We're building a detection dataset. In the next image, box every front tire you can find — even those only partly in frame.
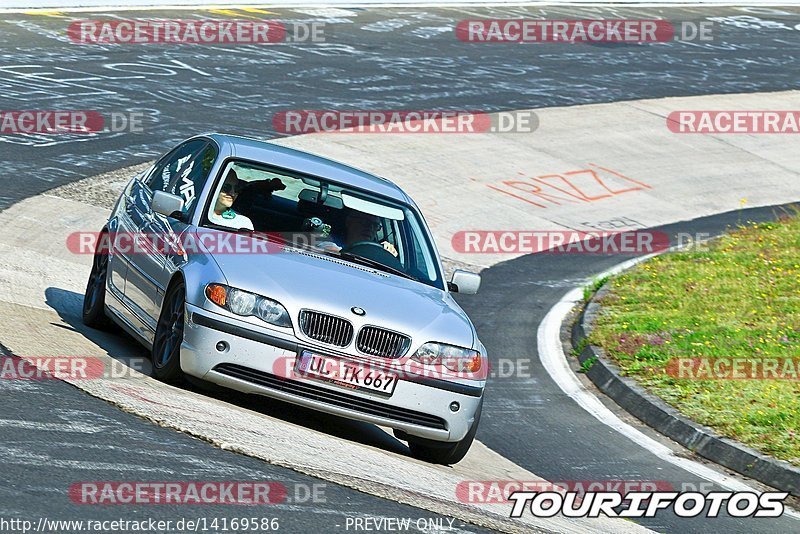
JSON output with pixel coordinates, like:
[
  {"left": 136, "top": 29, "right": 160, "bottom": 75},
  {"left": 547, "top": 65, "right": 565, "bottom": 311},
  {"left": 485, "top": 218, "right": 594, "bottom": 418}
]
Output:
[
  {"left": 408, "top": 398, "right": 483, "bottom": 465},
  {"left": 152, "top": 280, "right": 186, "bottom": 383},
  {"left": 82, "top": 231, "right": 113, "bottom": 329}
]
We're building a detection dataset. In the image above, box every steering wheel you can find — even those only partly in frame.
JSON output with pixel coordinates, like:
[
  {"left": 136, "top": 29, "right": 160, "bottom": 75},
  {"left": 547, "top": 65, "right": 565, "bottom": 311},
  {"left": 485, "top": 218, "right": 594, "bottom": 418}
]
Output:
[{"left": 343, "top": 241, "right": 403, "bottom": 270}]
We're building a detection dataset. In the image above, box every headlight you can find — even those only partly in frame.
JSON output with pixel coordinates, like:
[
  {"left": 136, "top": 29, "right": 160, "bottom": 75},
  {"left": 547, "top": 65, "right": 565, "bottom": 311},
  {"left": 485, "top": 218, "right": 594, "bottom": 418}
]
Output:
[
  {"left": 228, "top": 288, "right": 257, "bottom": 316},
  {"left": 205, "top": 284, "right": 292, "bottom": 328},
  {"left": 257, "top": 298, "right": 288, "bottom": 325},
  {"left": 411, "top": 342, "right": 483, "bottom": 374},
  {"left": 413, "top": 342, "right": 442, "bottom": 365}
]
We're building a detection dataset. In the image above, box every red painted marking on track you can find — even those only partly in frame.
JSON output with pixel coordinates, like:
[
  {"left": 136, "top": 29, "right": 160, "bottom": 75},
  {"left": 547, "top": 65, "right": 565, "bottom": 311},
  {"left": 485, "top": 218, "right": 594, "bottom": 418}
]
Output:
[{"left": 486, "top": 165, "right": 652, "bottom": 209}]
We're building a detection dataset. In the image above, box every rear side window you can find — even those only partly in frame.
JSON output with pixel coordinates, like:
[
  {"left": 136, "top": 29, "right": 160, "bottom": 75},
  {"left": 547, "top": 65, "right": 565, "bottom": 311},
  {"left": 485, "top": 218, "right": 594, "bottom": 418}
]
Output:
[{"left": 146, "top": 140, "right": 218, "bottom": 216}]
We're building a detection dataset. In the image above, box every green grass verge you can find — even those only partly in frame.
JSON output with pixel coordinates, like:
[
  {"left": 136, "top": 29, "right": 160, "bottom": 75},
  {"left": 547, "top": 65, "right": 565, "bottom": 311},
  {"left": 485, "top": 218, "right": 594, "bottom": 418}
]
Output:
[{"left": 588, "top": 215, "right": 800, "bottom": 466}]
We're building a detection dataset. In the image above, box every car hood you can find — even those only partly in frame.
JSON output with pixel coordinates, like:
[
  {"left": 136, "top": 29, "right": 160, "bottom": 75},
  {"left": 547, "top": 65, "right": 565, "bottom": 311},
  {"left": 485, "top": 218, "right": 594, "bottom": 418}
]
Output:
[{"left": 197, "top": 234, "right": 476, "bottom": 349}]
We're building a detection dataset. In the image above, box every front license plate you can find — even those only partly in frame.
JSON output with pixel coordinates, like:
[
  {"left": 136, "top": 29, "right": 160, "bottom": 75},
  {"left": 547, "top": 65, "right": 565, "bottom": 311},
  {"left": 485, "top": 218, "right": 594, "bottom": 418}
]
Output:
[{"left": 297, "top": 351, "right": 398, "bottom": 396}]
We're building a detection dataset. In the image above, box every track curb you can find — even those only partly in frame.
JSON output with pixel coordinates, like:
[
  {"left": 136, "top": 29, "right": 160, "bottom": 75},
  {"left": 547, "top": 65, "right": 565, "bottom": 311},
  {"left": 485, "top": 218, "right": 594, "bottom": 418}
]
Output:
[{"left": 572, "top": 283, "right": 800, "bottom": 498}]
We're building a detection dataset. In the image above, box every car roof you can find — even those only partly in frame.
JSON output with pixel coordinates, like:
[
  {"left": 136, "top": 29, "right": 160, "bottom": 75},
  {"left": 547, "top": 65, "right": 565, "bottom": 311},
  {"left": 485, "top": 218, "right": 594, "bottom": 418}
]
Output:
[{"left": 204, "top": 133, "right": 410, "bottom": 203}]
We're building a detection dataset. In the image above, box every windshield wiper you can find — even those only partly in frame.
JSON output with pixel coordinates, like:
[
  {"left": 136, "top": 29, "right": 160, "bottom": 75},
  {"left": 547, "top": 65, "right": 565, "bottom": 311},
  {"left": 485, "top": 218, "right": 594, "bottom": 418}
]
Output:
[{"left": 332, "top": 250, "right": 418, "bottom": 281}]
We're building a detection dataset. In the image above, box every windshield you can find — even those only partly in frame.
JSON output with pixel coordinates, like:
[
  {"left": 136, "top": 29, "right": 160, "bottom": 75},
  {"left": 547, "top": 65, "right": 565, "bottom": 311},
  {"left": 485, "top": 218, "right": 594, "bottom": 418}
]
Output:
[{"left": 202, "top": 159, "right": 444, "bottom": 289}]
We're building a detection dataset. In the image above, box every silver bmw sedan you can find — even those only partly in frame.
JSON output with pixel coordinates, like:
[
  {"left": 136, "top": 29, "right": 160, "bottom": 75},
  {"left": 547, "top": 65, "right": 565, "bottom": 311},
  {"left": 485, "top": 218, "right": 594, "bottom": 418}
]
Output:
[{"left": 83, "top": 133, "right": 486, "bottom": 464}]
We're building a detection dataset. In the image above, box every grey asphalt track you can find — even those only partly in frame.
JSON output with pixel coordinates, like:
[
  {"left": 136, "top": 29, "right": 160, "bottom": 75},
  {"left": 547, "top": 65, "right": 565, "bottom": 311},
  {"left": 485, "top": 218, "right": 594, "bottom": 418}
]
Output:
[
  {"left": 2, "top": 5, "right": 799, "bottom": 208},
  {"left": 460, "top": 204, "right": 800, "bottom": 533},
  {"left": 1, "top": 5, "right": 800, "bottom": 533}
]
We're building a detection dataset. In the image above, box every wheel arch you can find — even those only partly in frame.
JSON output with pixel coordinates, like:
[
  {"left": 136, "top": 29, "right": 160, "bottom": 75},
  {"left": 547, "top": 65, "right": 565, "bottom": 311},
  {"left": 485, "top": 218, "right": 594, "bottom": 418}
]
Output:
[{"left": 164, "top": 270, "right": 187, "bottom": 299}]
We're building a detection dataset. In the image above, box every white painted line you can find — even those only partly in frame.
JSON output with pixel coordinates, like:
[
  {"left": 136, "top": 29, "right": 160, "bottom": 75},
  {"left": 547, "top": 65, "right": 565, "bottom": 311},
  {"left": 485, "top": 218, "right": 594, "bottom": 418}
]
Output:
[{"left": 537, "top": 256, "right": 800, "bottom": 520}]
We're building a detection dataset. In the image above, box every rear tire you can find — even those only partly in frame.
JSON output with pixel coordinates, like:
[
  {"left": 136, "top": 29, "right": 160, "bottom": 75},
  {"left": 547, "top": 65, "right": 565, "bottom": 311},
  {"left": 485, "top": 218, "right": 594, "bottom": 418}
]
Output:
[
  {"left": 151, "top": 280, "right": 186, "bottom": 383},
  {"left": 82, "top": 231, "right": 113, "bottom": 330},
  {"left": 408, "top": 398, "right": 483, "bottom": 465}
]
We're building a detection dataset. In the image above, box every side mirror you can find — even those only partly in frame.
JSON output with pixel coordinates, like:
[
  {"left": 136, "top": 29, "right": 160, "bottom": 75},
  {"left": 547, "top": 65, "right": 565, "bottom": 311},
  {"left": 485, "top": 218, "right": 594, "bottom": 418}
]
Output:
[
  {"left": 449, "top": 269, "right": 481, "bottom": 295},
  {"left": 151, "top": 190, "right": 185, "bottom": 219}
]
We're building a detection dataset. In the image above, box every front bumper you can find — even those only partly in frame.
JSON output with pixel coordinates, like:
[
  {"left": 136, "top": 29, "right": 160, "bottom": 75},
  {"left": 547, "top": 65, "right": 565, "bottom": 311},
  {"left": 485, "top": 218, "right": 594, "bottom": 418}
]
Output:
[{"left": 181, "top": 304, "right": 484, "bottom": 442}]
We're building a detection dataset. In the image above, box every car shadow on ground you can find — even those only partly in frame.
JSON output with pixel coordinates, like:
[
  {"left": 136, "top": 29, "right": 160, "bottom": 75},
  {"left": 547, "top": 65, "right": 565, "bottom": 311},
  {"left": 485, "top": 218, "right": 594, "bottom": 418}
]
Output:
[{"left": 45, "top": 286, "right": 412, "bottom": 457}]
